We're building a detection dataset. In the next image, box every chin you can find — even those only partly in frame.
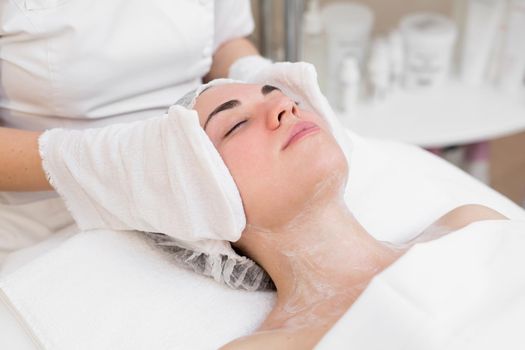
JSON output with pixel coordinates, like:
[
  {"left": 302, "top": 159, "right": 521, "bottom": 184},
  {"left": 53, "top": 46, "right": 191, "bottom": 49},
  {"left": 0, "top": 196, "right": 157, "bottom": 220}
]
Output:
[{"left": 288, "top": 135, "right": 348, "bottom": 201}]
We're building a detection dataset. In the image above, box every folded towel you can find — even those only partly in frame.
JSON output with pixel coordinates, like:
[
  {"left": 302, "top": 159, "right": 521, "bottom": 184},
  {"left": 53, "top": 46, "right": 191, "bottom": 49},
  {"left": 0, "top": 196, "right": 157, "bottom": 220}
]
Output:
[
  {"left": 0, "top": 229, "right": 275, "bottom": 350},
  {"left": 38, "top": 105, "right": 245, "bottom": 243}
]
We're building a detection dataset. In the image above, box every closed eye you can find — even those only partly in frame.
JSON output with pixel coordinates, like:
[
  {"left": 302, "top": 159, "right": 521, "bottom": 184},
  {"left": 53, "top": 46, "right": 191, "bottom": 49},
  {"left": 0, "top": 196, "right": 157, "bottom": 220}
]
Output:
[{"left": 224, "top": 120, "right": 247, "bottom": 138}]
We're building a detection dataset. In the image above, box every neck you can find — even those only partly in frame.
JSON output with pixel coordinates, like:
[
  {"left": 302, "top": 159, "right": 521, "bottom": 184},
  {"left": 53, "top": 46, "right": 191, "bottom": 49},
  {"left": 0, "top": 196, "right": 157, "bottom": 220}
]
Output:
[{"left": 246, "top": 198, "right": 404, "bottom": 329}]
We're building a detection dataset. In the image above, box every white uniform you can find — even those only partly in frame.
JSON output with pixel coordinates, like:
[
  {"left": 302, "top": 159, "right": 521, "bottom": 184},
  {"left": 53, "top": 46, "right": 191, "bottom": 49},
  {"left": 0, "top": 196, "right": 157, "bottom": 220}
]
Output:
[{"left": 0, "top": 0, "right": 254, "bottom": 263}]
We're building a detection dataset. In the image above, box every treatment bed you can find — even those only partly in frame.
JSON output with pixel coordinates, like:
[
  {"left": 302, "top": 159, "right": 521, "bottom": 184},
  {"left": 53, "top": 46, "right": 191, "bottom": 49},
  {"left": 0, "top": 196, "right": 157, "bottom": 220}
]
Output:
[{"left": 1, "top": 129, "right": 525, "bottom": 349}]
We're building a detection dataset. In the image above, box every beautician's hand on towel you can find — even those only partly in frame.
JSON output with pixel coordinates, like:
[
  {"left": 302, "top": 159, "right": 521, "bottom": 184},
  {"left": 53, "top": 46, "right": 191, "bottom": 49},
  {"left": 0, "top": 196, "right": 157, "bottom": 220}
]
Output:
[{"left": 36, "top": 105, "right": 245, "bottom": 242}]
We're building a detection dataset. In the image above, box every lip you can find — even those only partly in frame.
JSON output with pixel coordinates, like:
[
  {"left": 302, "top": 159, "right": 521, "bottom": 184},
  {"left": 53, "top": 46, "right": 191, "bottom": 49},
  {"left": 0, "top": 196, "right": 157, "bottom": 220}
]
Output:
[{"left": 282, "top": 121, "right": 321, "bottom": 150}]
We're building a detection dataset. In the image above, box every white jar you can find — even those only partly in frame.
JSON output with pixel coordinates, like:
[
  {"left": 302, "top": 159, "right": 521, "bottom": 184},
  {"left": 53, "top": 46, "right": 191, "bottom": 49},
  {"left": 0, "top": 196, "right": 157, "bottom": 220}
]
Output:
[{"left": 399, "top": 12, "right": 457, "bottom": 89}]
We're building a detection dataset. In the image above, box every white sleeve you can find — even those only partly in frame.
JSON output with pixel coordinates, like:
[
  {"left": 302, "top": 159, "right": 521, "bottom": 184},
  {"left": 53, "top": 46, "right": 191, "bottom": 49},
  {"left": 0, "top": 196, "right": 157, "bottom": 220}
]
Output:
[{"left": 213, "top": 0, "right": 255, "bottom": 51}]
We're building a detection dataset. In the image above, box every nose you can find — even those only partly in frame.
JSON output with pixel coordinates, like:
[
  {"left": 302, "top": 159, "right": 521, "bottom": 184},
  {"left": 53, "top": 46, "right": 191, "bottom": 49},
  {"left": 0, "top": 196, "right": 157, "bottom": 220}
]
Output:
[{"left": 265, "top": 95, "right": 298, "bottom": 130}]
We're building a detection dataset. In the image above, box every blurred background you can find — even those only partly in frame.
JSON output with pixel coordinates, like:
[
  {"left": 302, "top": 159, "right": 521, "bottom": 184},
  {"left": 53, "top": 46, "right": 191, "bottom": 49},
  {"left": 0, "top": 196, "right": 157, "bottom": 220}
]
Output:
[{"left": 249, "top": 0, "right": 525, "bottom": 207}]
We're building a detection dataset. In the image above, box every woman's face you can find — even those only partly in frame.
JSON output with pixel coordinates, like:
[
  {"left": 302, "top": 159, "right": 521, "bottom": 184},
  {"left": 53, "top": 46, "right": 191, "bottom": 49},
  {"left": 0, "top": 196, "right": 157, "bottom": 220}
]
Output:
[{"left": 194, "top": 83, "right": 348, "bottom": 230}]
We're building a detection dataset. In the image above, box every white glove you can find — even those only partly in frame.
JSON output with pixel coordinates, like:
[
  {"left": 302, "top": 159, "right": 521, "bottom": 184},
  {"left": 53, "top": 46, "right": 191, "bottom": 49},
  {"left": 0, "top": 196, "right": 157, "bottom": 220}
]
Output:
[{"left": 38, "top": 105, "right": 245, "bottom": 242}]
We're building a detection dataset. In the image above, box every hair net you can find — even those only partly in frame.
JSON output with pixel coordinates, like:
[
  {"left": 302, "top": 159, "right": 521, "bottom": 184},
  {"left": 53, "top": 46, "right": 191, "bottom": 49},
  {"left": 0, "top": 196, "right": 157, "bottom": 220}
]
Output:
[
  {"left": 174, "top": 78, "right": 243, "bottom": 109},
  {"left": 144, "top": 232, "right": 275, "bottom": 291}
]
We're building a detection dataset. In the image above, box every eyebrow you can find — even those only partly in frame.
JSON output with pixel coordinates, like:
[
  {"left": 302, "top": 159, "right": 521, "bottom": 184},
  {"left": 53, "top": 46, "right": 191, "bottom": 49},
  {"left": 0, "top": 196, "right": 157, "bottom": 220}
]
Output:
[
  {"left": 203, "top": 85, "right": 281, "bottom": 130},
  {"left": 261, "top": 84, "right": 280, "bottom": 96}
]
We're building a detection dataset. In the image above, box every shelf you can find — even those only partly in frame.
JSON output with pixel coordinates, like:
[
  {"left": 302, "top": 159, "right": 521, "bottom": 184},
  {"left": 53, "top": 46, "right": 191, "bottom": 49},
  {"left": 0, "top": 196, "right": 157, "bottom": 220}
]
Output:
[{"left": 338, "top": 79, "right": 525, "bottom": 148}]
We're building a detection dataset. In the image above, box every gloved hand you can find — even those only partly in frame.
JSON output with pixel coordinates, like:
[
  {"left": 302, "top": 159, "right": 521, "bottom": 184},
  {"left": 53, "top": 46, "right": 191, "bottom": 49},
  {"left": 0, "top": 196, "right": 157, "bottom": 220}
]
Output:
[{"left": 38, "top": 105, "right": 245, "bottom": 242}]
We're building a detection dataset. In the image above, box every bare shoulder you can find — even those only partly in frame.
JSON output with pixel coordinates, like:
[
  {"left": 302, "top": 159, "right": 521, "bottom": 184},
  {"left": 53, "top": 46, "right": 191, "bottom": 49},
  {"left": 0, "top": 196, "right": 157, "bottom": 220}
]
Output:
[
  {"left": 438, "top": 204, "right": 508, "bottom": 228},
  {"left": 219, "top": 331, "right": 290, "bottom": 350},
  {"left": 414, "top": 204, "right": 508, "bottom": 243},
  {"left": 220, "top": 328, "right": 323, "bottom": 350}
]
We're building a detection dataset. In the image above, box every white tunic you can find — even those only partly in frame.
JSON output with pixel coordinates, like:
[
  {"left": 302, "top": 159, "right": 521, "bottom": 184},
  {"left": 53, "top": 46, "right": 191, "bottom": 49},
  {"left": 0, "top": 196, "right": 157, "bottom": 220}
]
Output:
[
  {"left": 0, "top": 0, "right": 254, "bottom": 261},
  {"left": 0, "top": 0, "right": 253, "bottom": 130}
]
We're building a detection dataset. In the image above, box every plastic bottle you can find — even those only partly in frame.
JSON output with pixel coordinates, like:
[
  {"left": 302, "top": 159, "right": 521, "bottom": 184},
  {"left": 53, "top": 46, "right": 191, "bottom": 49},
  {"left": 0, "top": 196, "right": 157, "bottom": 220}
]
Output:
[
  {"left": 387, "top": 30, "right": 404, "bottom": 91},
  {"left": 489, "top": 0, "right": 525, "bottom": 95},
  {"left": 459, "top": 0, "right": 506, "bottom": 86},
  {"left": 340, "top": 56, "right": 361, "bottom": 117},
  {"left": 368, "top": 38, "right": 391, "bottom": 101},
  {"left": 301, "top": 0, "right": 327, "bottom": 92},
  {"left": 399, "top": 12, "right": 457, "bottom": 89}
]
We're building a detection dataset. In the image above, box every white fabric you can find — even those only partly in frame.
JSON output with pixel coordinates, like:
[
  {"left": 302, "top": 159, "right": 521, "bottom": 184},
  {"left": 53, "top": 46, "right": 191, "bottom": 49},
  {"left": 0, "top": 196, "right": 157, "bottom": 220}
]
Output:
[
  {"left": 0, "top": 298, "right": 39, "bottom": 350},
  {"left": 0, "top": 229, "right": 275, "bottom": 350},
  {"left": 316, "top": 219, "right": 525, "bottom": 350},
  {"left": 0, "top": 0, "right": 253, "bottom": 129},
  {"left": 2, "top": 130, "right": 525, "bottom": 349},
  {"left": 228, "top": 54, "right": 273, "bottom": 81},
  {"left": 0, "top": 0, "right": 254, "bottom": 207},
  {"left": 345, "top": 133, "right": 525, "bottom": 243},
  {"left": 0, "top": 0, "right": 254, "bottom": 259},
  {"left": 174, "top": 78, "right": 243, "bottom": 109},
  {"left": 0, "top": 197, "right": 76, "bottom": 266},
  {"left": 38, "top": 105, "right": 245, "bottom": 245}
]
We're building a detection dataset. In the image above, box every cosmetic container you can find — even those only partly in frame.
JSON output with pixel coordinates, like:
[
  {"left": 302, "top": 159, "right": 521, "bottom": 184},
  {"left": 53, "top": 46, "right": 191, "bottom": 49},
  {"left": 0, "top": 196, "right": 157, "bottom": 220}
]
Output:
[
  {"left": 340, "top": 56, "right": 361, "bottom": 117},
  {"left": 368, "top": 37, "right": 391, "bottom": 101},
  {"left": 459, "top": 0, "right": 506, "bottom": 86},
  {"left": 387, "top": 30, "right": 404, "bottom": 91},
  {"left": 490, "top": 0, "right": 525, "bottom": 94},
  {"left": 399, "top": 12, "right": 457, "bottom": 89}
]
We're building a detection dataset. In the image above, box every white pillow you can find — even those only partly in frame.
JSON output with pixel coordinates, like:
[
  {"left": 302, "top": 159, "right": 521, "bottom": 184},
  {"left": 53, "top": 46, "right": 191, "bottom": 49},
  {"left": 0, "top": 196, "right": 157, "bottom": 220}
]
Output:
[{"left": 0, "top": 229, "right": 275, "bottom": 350}]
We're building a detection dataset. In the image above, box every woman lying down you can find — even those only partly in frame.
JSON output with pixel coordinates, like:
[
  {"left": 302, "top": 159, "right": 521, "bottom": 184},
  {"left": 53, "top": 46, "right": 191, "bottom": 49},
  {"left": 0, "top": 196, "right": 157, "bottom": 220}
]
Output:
[{"left": 149, "top": 80, "right": 508, "bottom": 349}]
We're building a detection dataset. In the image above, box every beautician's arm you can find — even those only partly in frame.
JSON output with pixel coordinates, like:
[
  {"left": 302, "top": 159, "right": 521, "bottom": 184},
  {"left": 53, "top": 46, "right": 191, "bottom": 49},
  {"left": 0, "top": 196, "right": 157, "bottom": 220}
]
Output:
[
  {"left": 0, "top": 127, "right": 53, "bottom": 191},
  {"left": 0, "top": 37, "right": 259, "bottom": 191},
  {"left": 204, "top": 37, "right": 259, "bottom": 82}
]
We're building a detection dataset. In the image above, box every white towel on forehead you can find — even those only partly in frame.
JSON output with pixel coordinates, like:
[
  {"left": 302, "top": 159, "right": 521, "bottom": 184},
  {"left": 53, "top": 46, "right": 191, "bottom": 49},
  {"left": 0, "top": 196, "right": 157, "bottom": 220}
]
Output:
[{"left": 38, "top": 104, "right": 245, "bottom": 248}]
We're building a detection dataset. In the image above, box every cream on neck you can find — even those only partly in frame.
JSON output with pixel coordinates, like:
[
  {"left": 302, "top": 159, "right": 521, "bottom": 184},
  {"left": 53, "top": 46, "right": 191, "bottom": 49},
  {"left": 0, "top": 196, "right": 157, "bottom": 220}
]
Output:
[{"left": 242, "top": 196, "right": 405, "bottom": 330}]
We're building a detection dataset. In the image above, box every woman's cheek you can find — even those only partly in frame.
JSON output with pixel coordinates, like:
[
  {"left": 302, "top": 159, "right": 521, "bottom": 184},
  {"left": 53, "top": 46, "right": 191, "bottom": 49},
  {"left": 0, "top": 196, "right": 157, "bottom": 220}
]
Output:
[{"left": 223, "top": 139, "right": 259, "bottom": 174}]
